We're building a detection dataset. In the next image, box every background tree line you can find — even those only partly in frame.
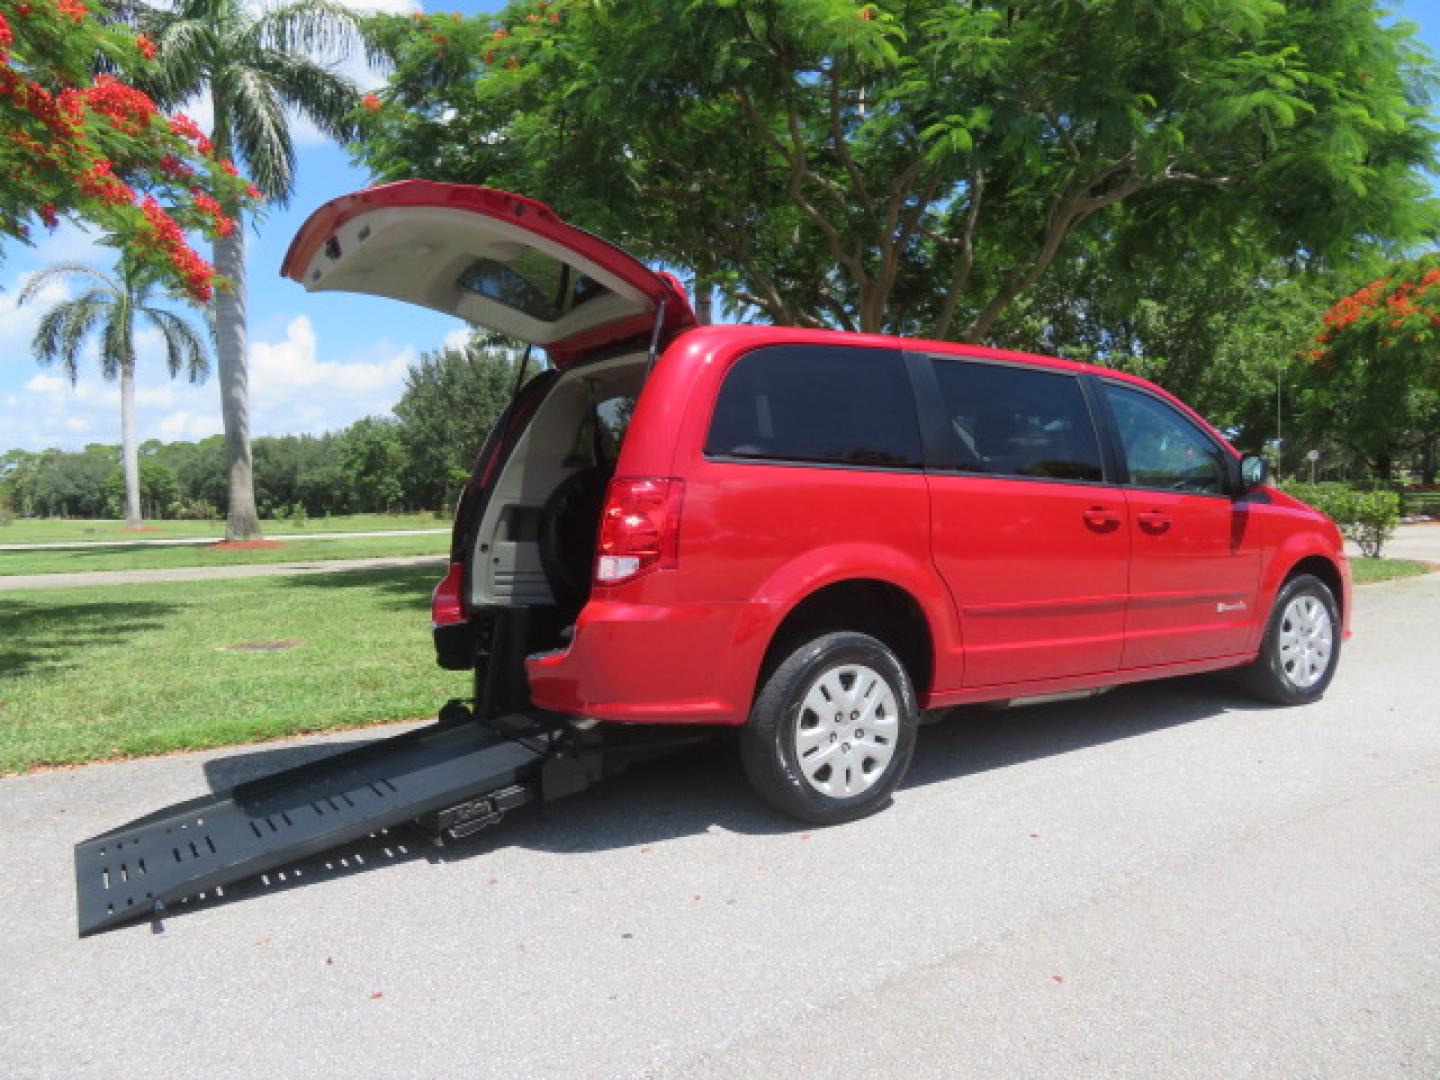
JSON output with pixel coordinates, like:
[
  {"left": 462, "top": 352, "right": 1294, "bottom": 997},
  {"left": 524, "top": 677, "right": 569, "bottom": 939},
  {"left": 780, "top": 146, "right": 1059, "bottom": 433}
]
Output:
[{"left": 0, "top": 341, "right": 520, "bottom": 522}]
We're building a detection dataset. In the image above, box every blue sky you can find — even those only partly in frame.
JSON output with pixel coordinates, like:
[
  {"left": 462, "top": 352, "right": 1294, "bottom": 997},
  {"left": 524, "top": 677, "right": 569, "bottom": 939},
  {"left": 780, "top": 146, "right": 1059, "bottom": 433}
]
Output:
[{"left": 1, "top": 0, "right": 1437, "bottom": 452}]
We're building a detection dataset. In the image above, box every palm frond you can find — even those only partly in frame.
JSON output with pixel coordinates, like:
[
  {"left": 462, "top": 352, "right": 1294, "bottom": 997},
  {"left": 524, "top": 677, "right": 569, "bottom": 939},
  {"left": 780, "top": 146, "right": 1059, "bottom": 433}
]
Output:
[
  {"left": 251, "top": 0, "right": 363, "bottom": 65},
  {"left": 214, "top": 64, "right": 295, "bottom": 201},
  {"left": 135, "top": 11, "right": 213, "bottom": 109},
  {"left": 259, "top": 49, "right": 359, "bottom": 144},
  {"left": 100, "top": 302, "right": 135, "bottom": 382},
  {"left": 143, "top": 307, "right": 211, "bottom": 384},
  {"left": 32, "top": 298, "right": 108, "bottom": 384},
  {"left": 17, "top": 263, "right": 118, "bottom": 306}
]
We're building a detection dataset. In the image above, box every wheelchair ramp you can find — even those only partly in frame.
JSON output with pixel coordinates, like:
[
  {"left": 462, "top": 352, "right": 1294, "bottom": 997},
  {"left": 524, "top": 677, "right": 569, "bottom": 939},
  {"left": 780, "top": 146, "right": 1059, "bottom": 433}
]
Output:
[{"left": 74, "top": 719, "right": 550, "bottom": 936}]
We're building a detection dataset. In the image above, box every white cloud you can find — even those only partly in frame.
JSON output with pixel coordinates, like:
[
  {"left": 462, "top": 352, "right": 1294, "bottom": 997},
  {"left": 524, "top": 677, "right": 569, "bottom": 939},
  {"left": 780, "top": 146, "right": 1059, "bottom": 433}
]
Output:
[
  {"left": 248, "top": 314, "right": 413, "bottom": 428},
  {"left": 25, "top": 374, "right": 67, "bottom": 395},
  {"left": 157, "top": 410, "right": 224, "bottom": 440},
  {"left": 136, "top": 386, "right": 178, "bottom": 408},
  {"left": 0, "top": 277, "right": 68, "bottom": 366},
  {"left": 4, "top": 311, "right": 416, "bottom": 452},
  {"left": 442, "top": 326, "right": 472, "bottom": 352}
]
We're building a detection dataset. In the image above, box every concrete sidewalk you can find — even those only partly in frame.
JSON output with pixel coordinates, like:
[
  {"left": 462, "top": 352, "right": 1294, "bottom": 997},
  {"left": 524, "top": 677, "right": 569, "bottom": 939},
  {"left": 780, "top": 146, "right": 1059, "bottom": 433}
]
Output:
[
  {"left": 0, "top": 554, "right": 447, "bottom": 591},
  {"left": 0, "top": 527, "right": 448, "bottom": 552}
]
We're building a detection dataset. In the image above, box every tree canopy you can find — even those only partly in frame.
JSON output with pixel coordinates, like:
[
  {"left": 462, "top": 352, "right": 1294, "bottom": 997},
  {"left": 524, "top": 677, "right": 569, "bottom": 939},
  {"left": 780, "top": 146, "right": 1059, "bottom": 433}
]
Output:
[
  {"left": 355, "top": 0, "right": 1439, "bottom": 340},
  {"left": 1298, "top": 255, "right": 1440, "bottom": 479},
  {"left": 1, "top": 0, "right": 257, "bottom": 298},
  {"left": 391, "top": 339, "right": 523, "bottom": 509}
]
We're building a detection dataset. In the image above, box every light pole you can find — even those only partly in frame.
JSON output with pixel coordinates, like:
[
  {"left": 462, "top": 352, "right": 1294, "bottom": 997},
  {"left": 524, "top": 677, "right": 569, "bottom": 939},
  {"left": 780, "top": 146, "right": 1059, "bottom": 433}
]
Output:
[{"left": 1275, "top": 366, "right": 1283, "bottom": 479}]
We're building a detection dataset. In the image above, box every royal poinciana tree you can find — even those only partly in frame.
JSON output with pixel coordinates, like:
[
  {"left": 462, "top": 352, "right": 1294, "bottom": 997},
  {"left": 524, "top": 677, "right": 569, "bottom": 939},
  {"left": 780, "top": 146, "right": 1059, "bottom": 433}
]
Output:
[
  {"left": 1303, "top": 256, "right": 1440, "bottom": 481},
  {"left": 19, "top": 260, "right": 209, "bottom": 528},
  {"left": 138, "top": 0, "right": 363, "bottom": 540},
  {"left": 355, "top": 0, "right": 1438, "bottom": 342},
  {"left": 1, "top": 0, "right": 255, "bottom": 298}
]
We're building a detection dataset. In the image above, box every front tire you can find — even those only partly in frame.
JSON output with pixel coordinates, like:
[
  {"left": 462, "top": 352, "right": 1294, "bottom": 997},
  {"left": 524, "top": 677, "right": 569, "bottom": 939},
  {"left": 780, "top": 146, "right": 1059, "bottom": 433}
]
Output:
[
  {"left": 741, "top": 632, "right": 919, "bottom": 825},
  {"left": 1242, "top": 573, "right": 1341, "bottom": 705}
]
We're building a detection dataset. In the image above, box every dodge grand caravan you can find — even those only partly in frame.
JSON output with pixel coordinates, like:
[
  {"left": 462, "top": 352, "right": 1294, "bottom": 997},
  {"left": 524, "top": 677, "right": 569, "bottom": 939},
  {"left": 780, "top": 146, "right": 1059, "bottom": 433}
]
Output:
[{"left": 283, "top": 181, "right": 1350, "bottom": 825}]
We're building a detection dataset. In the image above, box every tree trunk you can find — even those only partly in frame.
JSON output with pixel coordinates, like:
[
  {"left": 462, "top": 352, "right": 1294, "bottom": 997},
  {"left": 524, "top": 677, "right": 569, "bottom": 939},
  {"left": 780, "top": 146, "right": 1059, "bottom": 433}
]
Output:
[
  {"left": 213, "top": 219, "right": 262, "bottom": 540},
  {"left": 694, "top": 274, "right": 713, "bottom": 325},
  {"left": 119, "top": 355, "right": 142, "bottom": 529}
]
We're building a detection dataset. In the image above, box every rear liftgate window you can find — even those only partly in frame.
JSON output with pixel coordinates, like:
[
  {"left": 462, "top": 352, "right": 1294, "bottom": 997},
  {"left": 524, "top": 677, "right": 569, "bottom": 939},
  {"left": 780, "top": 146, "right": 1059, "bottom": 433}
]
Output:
[
  {"left": 931, "top": 360, "right": 1103, "bottom": 482},
  {"left": 458, "top": 251, "right": 607, "bottom": 323},
  {"left": 706, "top": 345, "right": 922, "bottom": 468}
]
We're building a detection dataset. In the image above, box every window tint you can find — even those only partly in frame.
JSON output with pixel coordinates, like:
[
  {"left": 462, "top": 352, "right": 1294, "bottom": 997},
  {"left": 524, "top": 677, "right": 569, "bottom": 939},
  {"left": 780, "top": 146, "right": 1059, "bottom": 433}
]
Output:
[
  {"left": 566, "top": 393, "right": 635, "bottom": 467},
  {"left": 931, "top": 360, "right": 1103, "bottom": 482},
  {"left": 706, "top": 345, "right": 921, "bottom": 468},
  {"left": 1104, "top": 383, "right": 1229, "bottom": 494},
  {"left": 458, "top": 252, "right": 605, "bottom": 322}
]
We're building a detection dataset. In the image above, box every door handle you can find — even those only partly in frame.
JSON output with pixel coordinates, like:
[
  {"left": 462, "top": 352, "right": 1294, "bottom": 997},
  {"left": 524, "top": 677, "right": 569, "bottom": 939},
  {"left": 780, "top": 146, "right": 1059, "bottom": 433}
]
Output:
[
  {"left": 1083, "top": 506, "right": 1121, "bottom": 529},
  {"left": 1137, "top": 510, "right": 1172, "bottom": 532}
]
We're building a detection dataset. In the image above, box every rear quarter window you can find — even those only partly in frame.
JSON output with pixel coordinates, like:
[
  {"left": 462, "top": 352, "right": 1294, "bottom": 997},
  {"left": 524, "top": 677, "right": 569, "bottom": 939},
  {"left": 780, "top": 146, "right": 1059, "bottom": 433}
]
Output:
[{"left": 706, "top": 344, "right": 921, "bottom": 468}]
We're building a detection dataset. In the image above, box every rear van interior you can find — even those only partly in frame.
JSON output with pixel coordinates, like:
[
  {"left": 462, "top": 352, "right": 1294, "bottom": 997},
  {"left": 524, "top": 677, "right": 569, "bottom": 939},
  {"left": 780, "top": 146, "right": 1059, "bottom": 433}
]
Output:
[{"left": 467, "top": 352, "right": 647, "bottom": 638}]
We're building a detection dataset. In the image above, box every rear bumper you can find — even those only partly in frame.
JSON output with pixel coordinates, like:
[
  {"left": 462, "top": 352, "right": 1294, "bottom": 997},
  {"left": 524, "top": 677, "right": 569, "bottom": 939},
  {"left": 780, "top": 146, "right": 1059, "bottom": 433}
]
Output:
[
  {"left": 525, "top": 598, "right": 777, "bottom": 725},
  {"left": 433, "top": 620, "right": 474, "bottom": 670}
]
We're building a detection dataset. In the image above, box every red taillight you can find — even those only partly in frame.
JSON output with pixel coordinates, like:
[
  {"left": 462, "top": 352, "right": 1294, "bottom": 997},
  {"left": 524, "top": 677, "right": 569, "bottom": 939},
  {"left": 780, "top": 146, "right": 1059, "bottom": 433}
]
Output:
[
  {"left": 431, "top": 561, "right": 466, "bottom": 626},
  {"left": 595, "top": 477, "right": 685, "bottom": 585}
]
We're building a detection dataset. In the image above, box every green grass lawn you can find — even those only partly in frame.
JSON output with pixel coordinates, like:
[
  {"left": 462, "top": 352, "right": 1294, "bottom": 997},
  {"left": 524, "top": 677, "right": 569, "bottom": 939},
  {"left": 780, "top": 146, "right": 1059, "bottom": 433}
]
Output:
[
  {"left": 0, "top": 532, "right": 449, "bottom": 576},
  {"left": 0, "top": 512, "right": 448, "bottom": 545},
  {"left": 0, "top": 567, "right": 470, "bottom": 774},
  {"left": 1350, "top": 557, "right": 1433, "bottom": 584}
]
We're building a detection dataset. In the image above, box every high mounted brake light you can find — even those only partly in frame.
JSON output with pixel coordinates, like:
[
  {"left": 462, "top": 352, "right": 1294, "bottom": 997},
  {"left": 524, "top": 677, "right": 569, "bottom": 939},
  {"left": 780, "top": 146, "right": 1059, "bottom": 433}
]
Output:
[{"left": 595, "top": 477, "right": 685, "bottom": 585}]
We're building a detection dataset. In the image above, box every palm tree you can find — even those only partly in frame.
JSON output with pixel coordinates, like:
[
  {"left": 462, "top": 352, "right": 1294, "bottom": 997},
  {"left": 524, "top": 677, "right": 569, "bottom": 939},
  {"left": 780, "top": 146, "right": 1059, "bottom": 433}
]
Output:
[
  {"left": 19, "top": 261, "right": 209, "bottom": 528},
  {"left": 140, "top": 0, "right": 362, "bottom": 539}
]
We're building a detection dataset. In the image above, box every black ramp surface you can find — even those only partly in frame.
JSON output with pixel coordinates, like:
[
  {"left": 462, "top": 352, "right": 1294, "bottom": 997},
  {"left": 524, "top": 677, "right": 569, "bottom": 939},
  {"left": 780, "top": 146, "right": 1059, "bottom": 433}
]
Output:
[{"left": 74, "top": 721, "right": 547, "bottom": 936}]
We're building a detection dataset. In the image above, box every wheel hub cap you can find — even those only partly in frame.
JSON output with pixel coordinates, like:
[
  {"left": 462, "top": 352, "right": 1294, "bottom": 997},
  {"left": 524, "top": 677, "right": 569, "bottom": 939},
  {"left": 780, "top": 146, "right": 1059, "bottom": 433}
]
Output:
[
  {"left": 1277, "top": 595, "right": 1333, "bottom": 690},
  {"left": 793, "top": 663, "right": 898, "bottom": 798}
]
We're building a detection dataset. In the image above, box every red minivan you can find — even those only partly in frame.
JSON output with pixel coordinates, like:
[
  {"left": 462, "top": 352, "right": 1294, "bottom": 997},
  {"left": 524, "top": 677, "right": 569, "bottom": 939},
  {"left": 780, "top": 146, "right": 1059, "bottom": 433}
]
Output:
[{"left": 285, "top": 181, "right": 1351, "bottom": 824}]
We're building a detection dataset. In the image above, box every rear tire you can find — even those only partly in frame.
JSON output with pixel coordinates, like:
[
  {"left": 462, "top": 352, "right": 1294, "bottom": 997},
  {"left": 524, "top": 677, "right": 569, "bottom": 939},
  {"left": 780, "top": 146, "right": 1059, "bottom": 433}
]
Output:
[
  {"left": 741, "top": 632, "right": 919, "bottom": 825},
  {"left": 1242, "top": 573, "right": 1341, "bottom": 705}
]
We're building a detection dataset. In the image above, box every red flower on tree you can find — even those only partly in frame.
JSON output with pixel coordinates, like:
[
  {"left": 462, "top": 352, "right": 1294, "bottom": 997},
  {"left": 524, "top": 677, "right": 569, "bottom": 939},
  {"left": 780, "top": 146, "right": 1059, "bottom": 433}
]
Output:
[
  {"left": 1311, "top": 258, "right": 1440, "bottom": 384},
  {"left": 362, "top": 93, "right": 382, "bottom": 112},
  {"left": 2, "top": 0, "right": 259, "bottom": 298}
]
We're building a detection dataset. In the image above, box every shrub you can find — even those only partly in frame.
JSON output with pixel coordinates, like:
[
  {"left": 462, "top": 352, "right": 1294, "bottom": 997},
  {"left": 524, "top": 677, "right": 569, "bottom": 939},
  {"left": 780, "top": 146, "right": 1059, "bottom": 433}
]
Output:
[
  {"left": 166, "top": 497, "right": 219, "bottom": 520},
  {"left": 0, "top": 506, "right": 14, "bottom": 528},
  {"left": 1285, "top": 482, "right": 1400, "bottom": 558}
]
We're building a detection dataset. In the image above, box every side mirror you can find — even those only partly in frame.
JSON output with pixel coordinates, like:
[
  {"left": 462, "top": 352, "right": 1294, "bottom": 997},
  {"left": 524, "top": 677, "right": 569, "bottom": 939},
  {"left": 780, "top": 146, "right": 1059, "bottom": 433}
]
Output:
[{"left": 1238, "top": 453, "right": 1269, "bottom": 494}]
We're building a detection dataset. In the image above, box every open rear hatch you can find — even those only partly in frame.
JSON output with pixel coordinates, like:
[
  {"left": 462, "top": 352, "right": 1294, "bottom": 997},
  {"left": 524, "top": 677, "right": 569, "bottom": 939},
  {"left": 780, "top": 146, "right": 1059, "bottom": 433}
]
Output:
[{"left": 281, "top": 180, "right": 693, "bottom": 362}]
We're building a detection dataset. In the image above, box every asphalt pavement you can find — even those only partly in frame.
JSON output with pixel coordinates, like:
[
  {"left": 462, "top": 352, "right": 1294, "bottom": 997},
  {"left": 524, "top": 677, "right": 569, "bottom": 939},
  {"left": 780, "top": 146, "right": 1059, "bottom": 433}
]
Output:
[{"left": 1, "top": 572, "right": 1437, "bottom": 1078}]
